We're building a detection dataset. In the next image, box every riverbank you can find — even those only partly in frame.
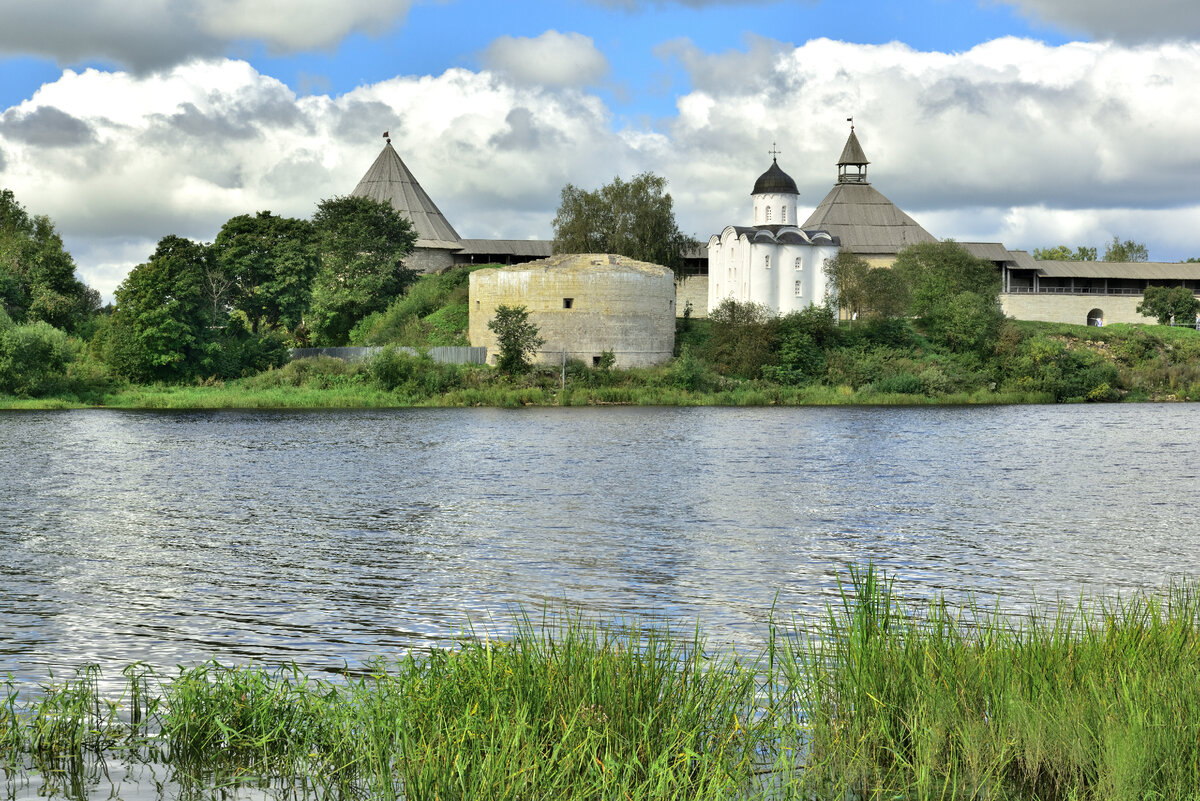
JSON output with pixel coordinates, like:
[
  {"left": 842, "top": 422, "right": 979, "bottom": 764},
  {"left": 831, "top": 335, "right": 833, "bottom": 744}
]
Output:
[
  {"left": 2, "top": 317, "right": 1198, "bottom": 410},
  {"left": 5, "top": 571, "right": 1199, "bottom": 800}
]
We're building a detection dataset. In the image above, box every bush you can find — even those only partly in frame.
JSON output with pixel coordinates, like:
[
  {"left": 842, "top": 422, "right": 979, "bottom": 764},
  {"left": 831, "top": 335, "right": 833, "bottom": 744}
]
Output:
[{"left": 0, "top": 320, "right": 74, "bottom": 397}]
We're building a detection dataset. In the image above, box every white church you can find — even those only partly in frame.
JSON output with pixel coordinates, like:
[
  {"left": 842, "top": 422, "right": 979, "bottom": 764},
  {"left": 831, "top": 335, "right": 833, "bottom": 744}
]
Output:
[{"left": 706, "top": 150, "right": 840, "bottom": 315}]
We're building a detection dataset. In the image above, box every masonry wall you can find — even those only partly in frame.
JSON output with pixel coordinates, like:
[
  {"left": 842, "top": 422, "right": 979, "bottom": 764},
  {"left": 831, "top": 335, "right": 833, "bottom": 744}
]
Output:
[
  {"left": 1000, "top": 293, "right": 1154, "bottom": 325},
  {"left": 469, "top": 255, "right": 676, "bottom": 368},
  {"left": 406, "top": 247, "right": 458, "bottom": 274},
  {"left": 675, "top": 275, "right": 709, "bottom": 318}
]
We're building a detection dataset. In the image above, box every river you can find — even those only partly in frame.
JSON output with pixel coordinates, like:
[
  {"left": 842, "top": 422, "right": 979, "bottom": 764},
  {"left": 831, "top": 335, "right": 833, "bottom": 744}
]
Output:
[{"left": 2, "top": 404, "right": 1197, "bottom": 689}]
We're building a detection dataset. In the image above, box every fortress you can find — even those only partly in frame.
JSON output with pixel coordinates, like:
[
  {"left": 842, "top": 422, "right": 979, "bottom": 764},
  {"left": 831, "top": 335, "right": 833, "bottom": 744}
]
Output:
[{"left": 352, "top": 127, "right": 1200, "bottom": 328}]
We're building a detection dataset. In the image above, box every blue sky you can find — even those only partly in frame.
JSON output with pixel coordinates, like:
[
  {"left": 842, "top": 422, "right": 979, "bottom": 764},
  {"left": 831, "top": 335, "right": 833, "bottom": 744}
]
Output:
[{"left": 1, "top": 0, "right": 1198, "bottom": 298}]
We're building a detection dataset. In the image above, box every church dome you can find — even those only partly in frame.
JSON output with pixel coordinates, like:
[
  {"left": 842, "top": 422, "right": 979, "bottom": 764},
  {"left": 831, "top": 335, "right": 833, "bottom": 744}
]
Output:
[{"left": 751, "top": 158, "right": 799, "bottom": 196}]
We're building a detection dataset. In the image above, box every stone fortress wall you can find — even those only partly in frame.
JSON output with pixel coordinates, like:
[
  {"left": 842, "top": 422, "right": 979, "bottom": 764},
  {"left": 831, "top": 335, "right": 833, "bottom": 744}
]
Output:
[
  {"left": 1000, "top": 293, "right": 1154, "bottom": 326},
  {"left": 469, "top": 254, "right": 677, "bottom": 368}
]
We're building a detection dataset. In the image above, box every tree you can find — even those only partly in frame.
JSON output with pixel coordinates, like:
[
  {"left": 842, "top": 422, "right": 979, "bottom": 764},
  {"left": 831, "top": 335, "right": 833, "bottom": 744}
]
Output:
[
  {"left": 102, "top": 235, "right": 214, "bottom": 383},
  {"left": 1137, "top": 285, "right": 1200, "bottom": 325},
  {"left": 308, "top": 195, "right": 418, "bottom": 345},
  {"left": 892, "top": 240, "right": 1004, "bottom": 354},
  {"left": 488, "top": 304, "right": 544, "bottom": 373},
  {"left": 0, "top": 314, "right": 73, "bottom": 397},
  {"left": 703, "top": 298, "right": 777, "bottom": 378},
  {"left": 213, "top": 211, "right": 319, "bottom": 334},
  {"left": 0, "top": 188, "right": 99, "bottom": 333},
  {"left": 552, "top": 172, "right": 698, "bottom": 275},
  {"left": 1033, "top": 244, "right": 1097, "bottom": 261},
  {"left": 1104, "top": 236, "right": 1149, "bottom": 263},
  {"left": 823, "top": 250, "right": 870, "bottom": 320}
]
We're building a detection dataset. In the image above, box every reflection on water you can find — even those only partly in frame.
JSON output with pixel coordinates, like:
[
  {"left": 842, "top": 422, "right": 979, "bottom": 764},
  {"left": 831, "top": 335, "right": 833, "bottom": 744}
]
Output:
[{"left": 2, "top": 404, "right": 1198, "bottom": 692}]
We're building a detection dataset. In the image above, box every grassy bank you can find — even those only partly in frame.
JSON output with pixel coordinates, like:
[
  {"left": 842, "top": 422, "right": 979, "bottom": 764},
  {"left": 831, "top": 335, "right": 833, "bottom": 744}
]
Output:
[
  {"left": 5, "top": 571, "right": 1200, "bottom": 800},
  {"left": 4, "top": 314, "right": 1200, "bottom": 410}
]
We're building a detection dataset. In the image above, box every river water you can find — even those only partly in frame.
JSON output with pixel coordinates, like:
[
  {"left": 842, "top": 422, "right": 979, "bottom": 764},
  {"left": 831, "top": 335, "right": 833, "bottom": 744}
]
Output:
[{"left": 2, "top": 404, "right": 1198, "bottom": 689}]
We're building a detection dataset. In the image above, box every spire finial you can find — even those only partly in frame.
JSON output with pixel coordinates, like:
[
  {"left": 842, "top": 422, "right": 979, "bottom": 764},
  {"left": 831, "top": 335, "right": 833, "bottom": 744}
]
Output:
[
  {"left": 383, "top": 130, "right": 391, "bottom": 144},
  {"left": 768, "top": 141, "right": 781, "bottom": 162},
  {"left": 846, "top": 116, "right": 854, "bottom": 132}
]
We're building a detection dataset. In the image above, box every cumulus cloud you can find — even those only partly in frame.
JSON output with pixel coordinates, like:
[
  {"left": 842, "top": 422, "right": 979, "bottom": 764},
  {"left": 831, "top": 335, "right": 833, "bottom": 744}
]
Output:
[
  {"left": 993, "top": 0, "right": 1200, "bottom": 43},
  {"left": 660, "top": 36, "right": 1200, "bottom": 257},
  {"left": 482, "top": 30, "right": 610, "bottom": 87},
  {"left": 3, "top": 35, "right": 1200, "bottom": 301},
  {"left": 0, "top": 0, "right": 416, "bottom": 71}
]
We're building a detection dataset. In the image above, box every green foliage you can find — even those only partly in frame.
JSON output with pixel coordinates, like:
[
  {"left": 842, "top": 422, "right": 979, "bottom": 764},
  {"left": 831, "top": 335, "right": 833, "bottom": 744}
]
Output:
[
  {"left": 703, "top": 298, "right": 776, "bottom": 379},
  {"left": 1034, "top": 244, "right": 1098, "bottom": 261},
  {"left": 0, "top": 319, "right": 73, "bottom": 397},
  {"left": 308, "top": 195, "right": 418, "bottom": 345},
  {"left": 0, "top": 188, "right": 99, "bottom": 333},
  {"left": 552, "top": 172, "right": 698, "bottom": 275},
  {"left": 1136, "top": 285, "right": 1200, "bottom": 325},
  {"left": 488, "top": 304, "right": 545, "bottom": 373},
  {"left": 1104, "top": 235, "right": 1149, "bottom": 262},
  {"left": 212, "top": 211, "right": 319, "bottom": 334},
  {"left": 103, "top": 235, "right": 214, "bottom": 383},
  {"left": 824, "top": 249, "right": 871, "bottom": 319},
  {"left": 892, "top": 240, "right": 1004, "bottom": 354}
]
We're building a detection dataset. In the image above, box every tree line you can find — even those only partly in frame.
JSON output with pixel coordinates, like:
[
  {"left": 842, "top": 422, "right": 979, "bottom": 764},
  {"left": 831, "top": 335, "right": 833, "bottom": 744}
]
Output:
[{"left": 1, "top": 188, "right": 419, "bottom": 392}]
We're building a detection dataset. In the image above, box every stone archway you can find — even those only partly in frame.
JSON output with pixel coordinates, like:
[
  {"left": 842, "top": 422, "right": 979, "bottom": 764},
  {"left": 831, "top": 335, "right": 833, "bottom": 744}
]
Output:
[{"left": 1087, "top": 308, "right": 1104, "bottom": 326}]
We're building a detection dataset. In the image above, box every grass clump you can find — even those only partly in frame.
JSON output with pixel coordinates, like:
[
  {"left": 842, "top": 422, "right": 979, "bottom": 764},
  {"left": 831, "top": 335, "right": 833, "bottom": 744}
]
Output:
[{"left": 790, "top": 565, "right": 1200, "bottom": 801}]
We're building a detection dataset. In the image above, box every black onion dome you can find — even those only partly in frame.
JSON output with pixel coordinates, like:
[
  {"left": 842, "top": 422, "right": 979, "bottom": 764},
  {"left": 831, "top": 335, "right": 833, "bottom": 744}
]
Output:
[{"left": 751, "top": 158, "right": 799, "bottom": 195}]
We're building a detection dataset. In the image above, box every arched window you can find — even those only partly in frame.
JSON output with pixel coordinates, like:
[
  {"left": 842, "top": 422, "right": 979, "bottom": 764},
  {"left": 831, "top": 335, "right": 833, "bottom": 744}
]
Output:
[
  {"left": 794, "top": 280, "right": 802, "bottom": 297},
  {"left": 794, "top": 257, "right": 802, "bottom": 271},
  {"left": 764, "top": 254, "right": 771, "bottom": 270},
  {"left": 781, "top": 206, "right": 788, "bottom": 222},
  {"left": 765, "top": 206, "right": 772, "bottom": 222}
]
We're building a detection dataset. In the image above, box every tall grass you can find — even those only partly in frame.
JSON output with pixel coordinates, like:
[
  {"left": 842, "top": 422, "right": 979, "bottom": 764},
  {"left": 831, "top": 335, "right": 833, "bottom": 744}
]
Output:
[{"left": 6, "top": 575, "right": 1200, "bottom": 800}]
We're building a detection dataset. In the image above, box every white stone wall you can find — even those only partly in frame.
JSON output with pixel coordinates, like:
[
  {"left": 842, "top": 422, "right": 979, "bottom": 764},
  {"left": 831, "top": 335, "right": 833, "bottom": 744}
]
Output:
[
  {"left": 707, "top": 229, "right": 837, "bottom": 315},
  {"left": 1000, "top": 293, "right": 1154, "bottom": 326},
  {"left": 469, "top": 254, "right": 677, "bottom": 368},
  {"left": 752, "top": 191, "right": 800, "bottom": 226}
]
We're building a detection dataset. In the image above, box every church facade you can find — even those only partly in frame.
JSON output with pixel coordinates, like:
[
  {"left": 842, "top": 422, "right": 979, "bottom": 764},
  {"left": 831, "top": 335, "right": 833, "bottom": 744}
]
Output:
[{"left": 706, "top": 157, "right": 839, "bottom": 315}]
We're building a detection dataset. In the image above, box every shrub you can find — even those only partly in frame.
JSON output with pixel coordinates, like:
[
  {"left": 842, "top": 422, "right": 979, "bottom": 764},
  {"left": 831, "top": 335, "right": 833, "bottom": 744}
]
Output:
[{"left": 0, "top": 320, "right": 74, "bottom": 397}]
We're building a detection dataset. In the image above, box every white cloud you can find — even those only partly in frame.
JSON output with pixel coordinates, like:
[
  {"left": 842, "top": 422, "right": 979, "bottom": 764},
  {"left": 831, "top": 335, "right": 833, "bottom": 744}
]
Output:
[
  {"left": 3, "top": 35, "right": 1200, "bottom": 302},
  {"left": 482, "top": 30, "right": 610, "bottom": 87},
  {"left": 0, "top": 0, "right": 416, "bottom": 71},
  {"left": 992, "top": 0, "right": 1200, "bottom": 43}
]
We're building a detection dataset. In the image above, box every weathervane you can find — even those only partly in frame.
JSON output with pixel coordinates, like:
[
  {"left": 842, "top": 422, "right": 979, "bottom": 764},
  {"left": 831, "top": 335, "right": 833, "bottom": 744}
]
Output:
[
  {"left": 383, "top": 130, "right": 391, "bottom": 144},
  {"left": 847, "top": 116, "right": 854, "bottom": 132},
  {"left": 768, "top": 141, "right": 781, "bottom": 161}
]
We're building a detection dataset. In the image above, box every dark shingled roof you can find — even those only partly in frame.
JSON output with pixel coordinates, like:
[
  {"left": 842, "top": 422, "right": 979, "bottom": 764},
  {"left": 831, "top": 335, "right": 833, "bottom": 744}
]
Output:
[
  {"left": 351, "top": 142, "right": 462, "bottom": 249},
  {"left": 802, "top": 182, "right": 936, "bottom": 256},
  {"left": 751, "top": 159, "right": 799, "bottom": 196}
]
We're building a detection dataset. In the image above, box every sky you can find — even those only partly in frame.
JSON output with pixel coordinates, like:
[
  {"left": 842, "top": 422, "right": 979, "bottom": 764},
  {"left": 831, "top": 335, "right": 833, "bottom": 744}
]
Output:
[{"left": 2, "top": 0, "right": 1199, "bottom": 301}]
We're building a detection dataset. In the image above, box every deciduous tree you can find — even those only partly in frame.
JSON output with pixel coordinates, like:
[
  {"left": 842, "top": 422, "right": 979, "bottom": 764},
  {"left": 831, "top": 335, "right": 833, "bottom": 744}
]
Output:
[
  {"left": 0, "top": 188, "right": 98, "bottom": 333},
  {"left": 1104, "top": 236, "right": 1149, "bottom": 263},
  {"left": 892, "top": 241, "right": 1004, "bottom": 354},
  {"left": 552, "top": 172, "right": 698, "bottom": 275},
  {"left": 308, "top": 196, "right": 418, "bottom": 345},
  {"left": 488, "top": 304, "right": 544, "bottom": 373},
  {"left": 1033, "top": 244, "right": 1097, "bottom": 261},
  {"left": 1137, "top": 285, "right": 1200, "bottom": 325},
  {"left": 212, "top": 211, "right": 319, "bottom": 334}
]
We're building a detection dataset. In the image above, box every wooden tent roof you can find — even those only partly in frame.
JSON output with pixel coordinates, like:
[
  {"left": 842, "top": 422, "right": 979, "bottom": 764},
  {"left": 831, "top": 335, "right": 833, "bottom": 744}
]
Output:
[
  {"left": 801, "top": 182, "right": 937, "bottom": 256},
  {"left": 351, "top": 142, "right": 463, "bottom": 250}
]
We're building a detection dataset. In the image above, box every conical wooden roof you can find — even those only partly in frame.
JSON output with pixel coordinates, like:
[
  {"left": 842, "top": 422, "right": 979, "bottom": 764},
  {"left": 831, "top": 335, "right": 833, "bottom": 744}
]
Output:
[
  {"left": 351, "top": 142, "right": 462, "bottom": 249},
  {"left": 838, "top": 130, "right": 869, "bottom": 166},
  {"left": 802, "top": 182, "right": 936, "bottom": 257}
]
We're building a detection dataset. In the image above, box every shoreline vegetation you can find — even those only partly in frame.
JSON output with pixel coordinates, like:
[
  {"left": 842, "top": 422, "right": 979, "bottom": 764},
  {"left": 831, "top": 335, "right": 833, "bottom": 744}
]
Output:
[
  {"left": 5, "top": 258, "right": 1200, "bottom": 411},
  {"left": 3, "top": 315, "right": 1200, "bottom": 411},
  {"left": 5, "top": 567, "right": 1200, "bottom": 800}
]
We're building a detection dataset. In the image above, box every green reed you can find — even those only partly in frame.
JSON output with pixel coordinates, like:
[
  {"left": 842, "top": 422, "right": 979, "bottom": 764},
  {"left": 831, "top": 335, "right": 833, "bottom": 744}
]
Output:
[
  {"left": 788, "top": 564, "right": 1200, "bottom": 800},
  {"left": 6, "top": 575, "right": 1200, "bottom": 800}
]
